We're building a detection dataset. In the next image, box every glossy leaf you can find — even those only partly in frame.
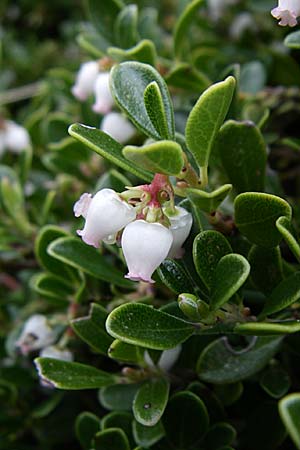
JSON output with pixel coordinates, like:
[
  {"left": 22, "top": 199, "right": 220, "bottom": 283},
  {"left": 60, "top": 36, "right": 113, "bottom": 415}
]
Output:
[
  {"left": 174, "top": 0, "right": 204, "bottom": 58},
  {"left": 133, "top": 378, "right": 169, "bottom": 426},
  {"left": 259, "top": 272, "right": 300, "bottom": 319},
  {"left": 197, "top": 337, "right": 282, "bottom": 384},
  {"left": 30, "top": 273, "right": 72, "bottom": 305},
  {"left": 75, "top": 412, "right": 101, "bottom": 450},
  {"left": 110, "top": 61, "right": 174, "bottom": 140},
  {"left": 114, "top": 4, "right": 138, "bottom": 49},
  {"left": 94, "top": 428, "right": 130, "bottom": 450},
  {"left": 101, "top": 412, "right": 134, "bottom": 447},
  {"left": 248, "top": 245, "right": 283, "bottom": 295},
  {"left": 234, "top": 192, "right": 292, "bottom": 248},
  {"left": 276, "top": 216, "right": 300, "bottom": 262},
  {"left": 284, "top": 30, "right": 300, "bottom": 49},
  {"left": 235, "top": 321, "right": 300, "bottom": 335},
  {"left": 260, "top": 367, "right": 290, "bottom": 399},
  {"left": 106, "top": 303, "right": 195, "bottom": 350},
  {"left": 48, "top": 236, "right": 133, "bottom": 288},
  {"left": 210, "top": 254, "right": 250, "bottom": 311},
  {"left": 163, "top": 391, "right": 209, "bottom": 449},
  {"left": 185, "top": 76, "right": 235, "bottom": 170},
  {"left": 217, "top": 120, "right": 267, "bottom": 193},
  {"left": 187, "top": 184, "right": 232, "bottom": 214},
  {"left": 279, "top": 393, "right": 300, "bottom": 449},
  {"left": 35, "top": 358, "right": 118, "bottom": 389},
  {"left": 108, "top": 339, "right": 142, "bottom": 363},
  {"left": 240, "top": 61, "right": 266, "bottom": 94},
  {"left": 193, "top": 231, "right": 232, "bottom": 290},
  {"left": 108, "top": 39, "right": 157, "bottom": 65},
  {"left": 99, "top": 384, "right": 140, "bottom": 411},
  {"left": 203, "top": 422, "right": 236, "bottom": 450},
  {"left": 133, "top": 419, "right": 164, "bottom": 447},
  {"left": 123, "top": 140, "right": 184, "bottom": 175},
  {"left": 71, "top": 303, "right": 113, "bottom": 355},
  {"left": 158, "top": 259, "right": 196, "bottom": 294},
  {"left": 86, "top": 0, "right": 122, "bottom": 41},
  {"left": 69, "top": 123, "right": 152, "bottom": 181}
]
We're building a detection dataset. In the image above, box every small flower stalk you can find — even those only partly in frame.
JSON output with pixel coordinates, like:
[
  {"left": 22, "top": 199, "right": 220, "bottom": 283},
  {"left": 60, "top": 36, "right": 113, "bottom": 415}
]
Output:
[
  {"left": 73, "top": 173, "right": 193, "bottom": 283},
  {"left": 271, "top": 0, "right": 300, "bottom": 26}
]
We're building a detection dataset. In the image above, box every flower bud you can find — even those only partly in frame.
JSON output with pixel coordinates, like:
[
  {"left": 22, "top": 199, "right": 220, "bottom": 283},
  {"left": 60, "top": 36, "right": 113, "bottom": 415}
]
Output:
[
  {"left": 92, "top": 72, "right": 114, "bottom": 114},
  {"left": 4, "top": 121, "right": 31, "bottom": 153},
  {"left": 16, "top": 315, "right": 56, "bottom": 355},
  {"left": 164, "top": 206, "right": 193, "bottom": 259},
  {"left": 101, "top": 112, "right": 136, "bottom": 144},
  {"left": 122, "top": 220, "right": 173, "bottom": 283},
  {"left": 71, "top": 61, "right": 99, "bottom": 101},
  {"left": 271, "top": 0, "right": 300, "bottom": 26},
  {"left": 178, "top": 293, "right": 209, "bottom": 321},
  {"left": 74, "top": 188, "right": 136, "bottom": 248},
  {"left": 158, "top": 345, "right": 182, "bottom": 371}
]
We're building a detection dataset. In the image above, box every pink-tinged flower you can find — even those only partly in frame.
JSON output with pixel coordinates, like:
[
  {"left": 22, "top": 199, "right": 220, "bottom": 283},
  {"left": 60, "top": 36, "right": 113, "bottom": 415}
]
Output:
[
  {"left": 92, "top": 72, "right": 114, "bottom": 114},
  {"left": 71, "top": 61, "right": 99, "bottom": 101},
  {"left": 164, "top": 206, "right": 193, "bottom": 259},
  {"left": 4, "top": 121, "right": 31, "bottom": 153},
  {"left": 16, "top": 315, "right": 56, "bottom": 355},
  {"left": 101, "top": 112, "right": 135, "bottom": 144},
  {"left": 122, "top": 220, "right": 173, "bottom": 283},
  {"left": 74, "top": 189, "right": 136, "bottom": 248},
  {"left": 271, "top": 0, "right": 300, "bottom": 26}
]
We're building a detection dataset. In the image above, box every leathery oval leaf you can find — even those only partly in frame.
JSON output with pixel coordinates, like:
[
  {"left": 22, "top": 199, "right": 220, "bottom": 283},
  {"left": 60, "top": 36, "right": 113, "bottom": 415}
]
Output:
[{"left": 133, "top": 378, "right": 170, "bottom": 426}]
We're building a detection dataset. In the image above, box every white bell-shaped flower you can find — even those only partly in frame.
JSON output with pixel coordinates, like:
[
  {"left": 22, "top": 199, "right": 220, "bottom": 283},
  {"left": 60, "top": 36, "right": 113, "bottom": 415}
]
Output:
[
  {"left": 101, "top": 112, "right": 136, "bottom": 144},
  {"left": 16, "top": 315, "right": 56, "bottom": 355},
  {"left": 164, "top": 206, "right": 193, "bottom": 259},
  {"left": 71, "top": 61, "right": 99, "bottom": 101},
  {"left": 4, "top": 121, "right": 31, "bottom": 153},
  {"left": 74, "top": 188, "right": 136, "bottom": 248},
  {"left": 92, "top": 72, "right": 114, "bottom": 114},
  {"left": 271, "top": 0, "right": 300, "bottom": 26},
  {"left": 122, "top": 220, "right": 173, "bottom": 283},
  {"left": 40, "top": 345, "right": 73, "bottom": 361}
]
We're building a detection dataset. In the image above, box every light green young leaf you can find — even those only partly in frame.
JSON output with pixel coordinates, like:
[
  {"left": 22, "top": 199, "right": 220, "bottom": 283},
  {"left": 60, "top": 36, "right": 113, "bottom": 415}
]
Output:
[
  {"left": 185, "top": 76, "right": 235, "bottom": 174},
  {"left": 123, "top": 140, "right": 184, "bottom": 175},
  {"left": 133, "top": 378, "right": 170, "bottom": 426},
  {"left": 108, "top": 39, "right": 157, "bottom": 65},
  {"left": 144, "top": 81, "right": 170, "bottom": 139},
  {"left": 284, "top": 30, "right": 300, "bottom": 49},
  {"left": 187, "top": 184, "right": 232, "bottom": 213},
  {"left": 235, "top": 321, "right": 300, "bottom": 336}
]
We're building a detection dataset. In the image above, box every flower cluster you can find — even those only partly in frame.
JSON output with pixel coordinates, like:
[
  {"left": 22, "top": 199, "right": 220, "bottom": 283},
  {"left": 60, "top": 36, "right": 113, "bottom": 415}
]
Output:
[
  {"left": 71, "top": 60, "right": 135, "bottom": 144},
  {"left": 74, "top": 174, "right": 193, "bottom": 283},
  {"left": 0, "top": 119, "right": 31, "bottom": 156},
  {"left": 271, "top": 0, "right": 300, "bottom": 26}
]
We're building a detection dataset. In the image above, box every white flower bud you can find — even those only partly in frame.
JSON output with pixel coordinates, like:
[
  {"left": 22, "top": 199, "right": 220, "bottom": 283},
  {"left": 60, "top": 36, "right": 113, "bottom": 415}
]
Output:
[
  {"left": 40, "top": 345, "right": 73, "bottom": 362},
  {"left": 4, "top": 121, "right": 31, "bottom": 153},
  {"left": 122, "top": 220, "right": 173, "bottom": 283},
  {"left": 271, "top": 0, "right": 300, "bottom": 26},
  {"left": 158, "top": 345, "right": 182, "bottom": 371},
  {"left": 164, "top": 206, "right": 193, "bottom": 259},
  {"left": 92, "top": 72, "right": 114, "bottom": 114},
  {"left": 71, "top": 61, "right": 99, "bottom": 101},
  {"left": 101, "top": 112, "right": 136, "bottom": 144},
  {"left": 74, "top": 188, "right": 136, "bottom": 248},
  {"left": 16, "top": 315, "right": 56, "bottom": 355}
]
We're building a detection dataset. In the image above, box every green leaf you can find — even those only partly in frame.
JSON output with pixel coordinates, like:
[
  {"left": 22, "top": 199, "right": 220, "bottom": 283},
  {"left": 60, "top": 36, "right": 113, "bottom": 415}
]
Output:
[
  {"left": 133, "top": 378, "right": 169, "bottom": 426},
  {"left": 185, "top": 77, "right": 236, "bottom": 170},
  {"left": 158, "top": 259, "right": 196, "bottom": 295},
  {"left": 276, "top": 216, "right": 300, "bottom": 262},
  {"left": 77, "top": 32, "right": 106, "bottom": 57},
  {"left": 108, "top": 39, "right": 157, "bottom": 65},
  {"left": 35, "top": 225, "right": 75, "bottom": 280},
  {"left": 248, "top": 245, "right": 283, "bottom": 295},
  {"left": 34, "top": 358, "right": 118, "bottom": 389},
  {"left": 197, "top": 337, "right": 282, "bottom": 384},
  {"left": 187, "top": 184, "right": 232, "bottom": 214},
  {"left": 101, "top": 412, "right": 134, "bottom": 447},
  {"left": 48, "top": 236, "right": 133, "bottom": 288},
  {"left": 210, "top": 254, "right": 250, "bottom": 311},
  {"left": 123, "top": 140, "right": 184, "bottom": 176},
  {"left": 203, "top": 422, "right": 236, "bottom": 450},
  {"left": 165, "top": 63, "right": 210, "bottom": 92},
  {"left": 279, "top": 393, "right": 300, "bottom": 449},
  {"left": 234, "top": 192, "right": 292, "bottom": 248},
  {"left": 163, "top": 391, "right": 209, "bottom": 449},
  {"left": 240, "top": 61, "right": 266, "bottom": 94},
  {"left": 235, "top": 321, "right": 300, "bottom": 335},
  {"left": 75, "top": 412, "right": 101, "bottom": 450},
  {"left": 110, "top": 61, "right": 174, "bottom": 140},
  {"left": 94, "top": 428, "right": 130, "bottom": 450},
  {"left": 30, "top": 273, "right": 72, "bottom": 305},
  {"left": 259, "top": 272, "right": 300, "bottom": 319},
  {"left": 193, "top": 231, "right": 232, "bottom": 290},
  {"left": 68, "top": 123, "right": 152, "bottom": 182},
  {"left": 260, "top": 367, "right": 290, "bottom": 399},
  {"left": 214, "top": 382, "right": 243, "bottom": 406},
  {"left": 174, "top": 0, "right": 204, "bottom": 58},
  {"left": 284, "top": 30, "right": 300, "bottom": 49},
  {"left": 133, "top": 419, "right": 164, "bottom": 447},
  {"left": 217, "top": 120, "right": 267, "bottom": 193},
  {"left": 114, "top": 4, "right": 138, "bottom": 49},
  {"left": 86, "top": 0, "right": 123, "bottom": 42},
  {"left": 106, "top": 303, "right": 195, "bottom": 350},
  {"left": 99, "top": 384, "right": 140, "bottom": 411},
  {"left": 108, "top": 340, "right": 142, "bottom": 364},
  {"left": 144, "top": 82, "right": 171, "bottom": 140},
  {"left": 71, "top": 303, "right": 113, "bottom": 355}
]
